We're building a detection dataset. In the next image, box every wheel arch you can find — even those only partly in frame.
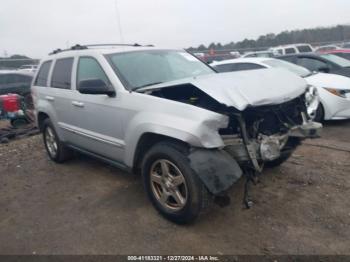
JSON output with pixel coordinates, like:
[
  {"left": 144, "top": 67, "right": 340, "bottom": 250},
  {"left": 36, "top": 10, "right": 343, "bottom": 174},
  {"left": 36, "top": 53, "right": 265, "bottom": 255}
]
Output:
[
  {"left": 131, "top": 132, "right": 190, "bottom": 174},
  {"left": 37, "top": 111, "right": 50, "bottom": 132}
]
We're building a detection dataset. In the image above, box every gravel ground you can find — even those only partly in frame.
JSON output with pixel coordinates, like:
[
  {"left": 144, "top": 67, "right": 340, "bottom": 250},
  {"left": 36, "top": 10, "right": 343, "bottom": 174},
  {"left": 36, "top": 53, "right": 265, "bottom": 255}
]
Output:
[{"left": 0, "top": 120, "right": 349, "bottom": 255}]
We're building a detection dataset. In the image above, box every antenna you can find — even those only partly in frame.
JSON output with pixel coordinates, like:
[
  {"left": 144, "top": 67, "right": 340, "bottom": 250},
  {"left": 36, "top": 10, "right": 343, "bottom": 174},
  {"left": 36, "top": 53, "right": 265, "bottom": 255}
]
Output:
[{"left": 114, "top": 0, "right": 125, "bottom": 44}]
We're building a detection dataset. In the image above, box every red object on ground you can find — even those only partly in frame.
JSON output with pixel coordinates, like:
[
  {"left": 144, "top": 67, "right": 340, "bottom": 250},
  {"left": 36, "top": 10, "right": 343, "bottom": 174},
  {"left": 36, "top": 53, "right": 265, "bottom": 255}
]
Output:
[{"left": 0, "top": 94, "right": 21, "bottom": 112}]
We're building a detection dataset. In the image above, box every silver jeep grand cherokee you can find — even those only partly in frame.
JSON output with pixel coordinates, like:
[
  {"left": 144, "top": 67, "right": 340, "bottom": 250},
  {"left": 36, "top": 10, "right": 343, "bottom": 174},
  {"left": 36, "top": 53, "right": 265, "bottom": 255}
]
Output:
[{"left": 32, "top": 44, "right": 321, "bottom": 224}]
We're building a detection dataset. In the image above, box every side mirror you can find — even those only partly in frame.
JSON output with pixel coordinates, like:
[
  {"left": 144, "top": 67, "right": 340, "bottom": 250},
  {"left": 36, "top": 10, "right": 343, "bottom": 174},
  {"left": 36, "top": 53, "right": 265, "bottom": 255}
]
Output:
[
  {"left": 78, "top": 79, "right": 115, "bottom": 97},
  {"left": 317, "top": 66, "right": 330, "bottom": 73}
]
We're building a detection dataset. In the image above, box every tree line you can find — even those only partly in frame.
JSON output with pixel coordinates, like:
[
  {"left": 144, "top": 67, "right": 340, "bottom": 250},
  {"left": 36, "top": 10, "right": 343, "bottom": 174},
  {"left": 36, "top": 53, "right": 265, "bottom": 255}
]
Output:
[
  {"left": 0, "top": 55, "right": 39, "bottom": 69},
  {"left": 188, "top": 24, "right": 350, "bottom": 52}
]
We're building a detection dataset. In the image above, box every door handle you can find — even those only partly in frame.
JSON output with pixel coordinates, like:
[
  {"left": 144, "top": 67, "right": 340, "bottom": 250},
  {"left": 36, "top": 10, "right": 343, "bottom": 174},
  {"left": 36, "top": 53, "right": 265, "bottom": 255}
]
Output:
[
  {"left": 72, "top": 101, "right": 85, "bottom": 108},
  {"left": 45, "top": 96, "right": 54, "bottom": 101}
]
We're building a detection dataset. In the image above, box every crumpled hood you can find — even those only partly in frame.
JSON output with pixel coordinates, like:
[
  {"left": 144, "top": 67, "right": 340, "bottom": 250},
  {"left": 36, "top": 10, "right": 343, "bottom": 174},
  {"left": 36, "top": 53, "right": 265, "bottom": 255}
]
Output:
[{"left": 142, "top": 68, "right": 308, "bottom": 111}]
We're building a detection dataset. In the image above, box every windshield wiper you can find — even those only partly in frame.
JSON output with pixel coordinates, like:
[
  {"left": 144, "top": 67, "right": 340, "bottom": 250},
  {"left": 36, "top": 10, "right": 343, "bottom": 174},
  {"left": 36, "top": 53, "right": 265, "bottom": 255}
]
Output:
[{"left": 131, "top": 82, "right": 164, "bottom": 92}]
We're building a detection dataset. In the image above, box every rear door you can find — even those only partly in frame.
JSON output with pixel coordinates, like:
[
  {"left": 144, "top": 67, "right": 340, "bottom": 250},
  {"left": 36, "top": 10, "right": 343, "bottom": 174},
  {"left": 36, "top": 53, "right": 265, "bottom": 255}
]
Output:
[{"left": 47, "top": 57, "right": 76, "bottom": 142}]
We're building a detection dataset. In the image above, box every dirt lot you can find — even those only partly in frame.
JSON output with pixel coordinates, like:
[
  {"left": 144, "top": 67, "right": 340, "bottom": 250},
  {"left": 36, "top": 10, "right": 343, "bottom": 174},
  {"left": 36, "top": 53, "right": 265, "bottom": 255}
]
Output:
[{"left": 0, "top": 120, "right": 349, "bottom": 255}]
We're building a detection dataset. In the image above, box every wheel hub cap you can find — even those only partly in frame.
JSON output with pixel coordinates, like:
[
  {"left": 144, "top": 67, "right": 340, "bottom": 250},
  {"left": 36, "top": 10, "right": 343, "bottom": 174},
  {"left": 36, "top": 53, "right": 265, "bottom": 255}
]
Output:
[
  {"left": 45, "top": 127, "right": 58, "bottom": 157},
  {"left": 150, "top": 159, "right": 188, "bottom": 211}
]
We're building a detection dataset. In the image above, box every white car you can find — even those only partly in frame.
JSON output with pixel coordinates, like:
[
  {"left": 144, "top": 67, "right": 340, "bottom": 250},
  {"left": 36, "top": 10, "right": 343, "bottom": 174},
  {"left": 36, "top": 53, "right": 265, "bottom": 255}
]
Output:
[
  {"left": 18, "top": 64, "right": 38, "bottom": 72},
  {"left": 211, "top": 58, "right": 350, "bottom": 121},
  {"left": 269, "top": 43, "right": 314, "bottom": 56}
]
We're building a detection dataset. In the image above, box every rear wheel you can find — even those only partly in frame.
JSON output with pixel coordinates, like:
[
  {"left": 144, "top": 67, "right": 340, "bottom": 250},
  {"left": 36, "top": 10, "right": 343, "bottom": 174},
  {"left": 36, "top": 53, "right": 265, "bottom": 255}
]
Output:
[
  {"left": 42, "top": 118, "right": 72, "bottom": 163},
  {"left": 142, "top": 142, "right": 210, "bottom": 224}
]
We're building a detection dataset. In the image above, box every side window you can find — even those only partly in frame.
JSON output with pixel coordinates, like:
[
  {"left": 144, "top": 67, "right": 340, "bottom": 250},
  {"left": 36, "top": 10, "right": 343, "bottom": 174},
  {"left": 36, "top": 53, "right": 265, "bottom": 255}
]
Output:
[
  {"left": 214, "top": 63, "right": 264, "bottom": 73},
  {"left": 4, "top": 74, "right": 19, "bottom": 84},
  {"left": 51, "top": 58, "right": 74, "bottom": 89},
  {"left": 297, "top": 45, "right": 313, "bottom": 53},
  {"left": 214, "top": 64, "right": 240, "bottom": 73},
  {"left": 236, "top": 63, "right": 265, "bottom": 71},
  {"left": 297, "top": 57, "right": 328, "bottom": 71},
  {"left": 77, "top": 57, "right": 110, "bottom": 86},
  {"left": 15, "top": 74, "right": 30, "bottom": 83},
  {"left": 0, "top": 75, "right": 5, "bottom": 85},
  {"left": 285, "top": 48, "right": 296, "bottom": 54},
  {"left": 22, "top": 75, "right": 33, "bottom": 83},
  {"left": 35, "top": 61, "right": 52, "bottom": 87}
]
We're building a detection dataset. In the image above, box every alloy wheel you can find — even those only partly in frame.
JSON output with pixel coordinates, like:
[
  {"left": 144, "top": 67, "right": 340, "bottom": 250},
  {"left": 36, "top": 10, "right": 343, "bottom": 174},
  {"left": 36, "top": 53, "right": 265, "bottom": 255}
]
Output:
[
  {"left": 150, "top": 159, "right": 188, "bottom": 211},
  {"left": 45, "top": 127, "right": 58, "bottom": 158}
]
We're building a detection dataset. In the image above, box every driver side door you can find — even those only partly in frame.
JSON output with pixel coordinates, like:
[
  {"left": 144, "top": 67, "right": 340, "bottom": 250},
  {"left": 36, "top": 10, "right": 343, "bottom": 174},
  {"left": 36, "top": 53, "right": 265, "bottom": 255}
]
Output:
[{"left": 68, "top": 56, "right": 125, "bottom": 162}]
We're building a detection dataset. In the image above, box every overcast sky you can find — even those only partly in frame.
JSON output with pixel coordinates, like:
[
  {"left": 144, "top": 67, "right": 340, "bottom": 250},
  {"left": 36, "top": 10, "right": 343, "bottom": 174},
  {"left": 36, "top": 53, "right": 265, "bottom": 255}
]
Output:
[{"left": 1, "top": 0, "right": 349, "bottom": 58}]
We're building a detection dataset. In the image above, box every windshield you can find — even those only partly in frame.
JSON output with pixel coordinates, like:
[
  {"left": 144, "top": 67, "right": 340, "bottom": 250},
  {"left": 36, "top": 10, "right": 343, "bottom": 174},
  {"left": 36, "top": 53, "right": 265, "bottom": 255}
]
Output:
[
  {"left": 106, "top": 50, "right": 214, "bottom": 90},
  {"left": 320, "top": 54, "right": 350, "bottom": 67},
  {"left": 264, "top": 59, "right": 311, "bottom": 77}
]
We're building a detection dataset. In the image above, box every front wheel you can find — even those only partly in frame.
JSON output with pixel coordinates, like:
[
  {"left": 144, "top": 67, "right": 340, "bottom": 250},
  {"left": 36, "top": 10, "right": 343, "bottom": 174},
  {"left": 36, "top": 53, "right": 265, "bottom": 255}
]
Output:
[{"left": 142, "top": 142, "right": 210, "bottom": 224}]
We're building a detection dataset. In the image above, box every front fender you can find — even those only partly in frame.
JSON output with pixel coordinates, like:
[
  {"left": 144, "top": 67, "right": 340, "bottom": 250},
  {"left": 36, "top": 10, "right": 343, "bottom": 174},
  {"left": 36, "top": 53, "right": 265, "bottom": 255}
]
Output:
[{"left": 123, "top": 111, "right": 228, "bottom": 167}]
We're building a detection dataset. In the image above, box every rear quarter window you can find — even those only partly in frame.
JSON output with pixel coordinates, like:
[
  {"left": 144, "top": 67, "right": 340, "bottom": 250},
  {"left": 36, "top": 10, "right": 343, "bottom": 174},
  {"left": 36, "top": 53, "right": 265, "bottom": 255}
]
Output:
[{"left": 35, "top": 61, "right": 52, "bottom": 87}]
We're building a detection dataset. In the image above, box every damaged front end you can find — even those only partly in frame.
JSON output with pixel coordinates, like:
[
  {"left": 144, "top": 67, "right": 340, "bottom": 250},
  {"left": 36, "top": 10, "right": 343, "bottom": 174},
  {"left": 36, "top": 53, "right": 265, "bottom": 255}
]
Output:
[
  {"left": 141, "top": 69, "right": 322, "bottom": 198},
  {"left": 221, "top": 94, "right": 322, "bottom": 173}
]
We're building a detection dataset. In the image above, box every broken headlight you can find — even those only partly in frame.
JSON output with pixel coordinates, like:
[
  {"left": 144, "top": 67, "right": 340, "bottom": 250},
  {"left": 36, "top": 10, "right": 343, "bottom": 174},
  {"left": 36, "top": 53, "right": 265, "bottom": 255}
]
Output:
[{"left": 305, "top": 85, "right": 320, "bottom": 120}]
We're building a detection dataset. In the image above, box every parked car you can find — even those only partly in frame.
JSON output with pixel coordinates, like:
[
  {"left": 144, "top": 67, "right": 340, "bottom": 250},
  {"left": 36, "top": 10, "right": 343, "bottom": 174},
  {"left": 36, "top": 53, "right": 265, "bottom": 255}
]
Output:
[
  {"left": 242, "top": 51, "right": 274, "bottom": 58},
  {"left": 211, "top": 58, "right": 350, "bottom": 121},
  {"left": 229, "top": 51, "right": 241, "bottom": 58},
  {"left": 318, "top": 49, "right": 350, "bottom": 61},
  {"left": 0, "top": 71, "right": 33, "bottom": 100},
  {"left": 18, "top": 64, "right": 38, "bottom": 72},
  {"left": 342, "top": 42, "right": 350, "bottom": 49},
  {"left": 32, "top": 44, "right": 321, "bottom": 224},
  {"left": 314, "top": 45, "right": 340, "bottom": 52},
  {"left": 278, "top": 53, "right": 350, "bottom": 78},
  {"left": 269, "top": 43, "right": 314, "bottom": 56}
]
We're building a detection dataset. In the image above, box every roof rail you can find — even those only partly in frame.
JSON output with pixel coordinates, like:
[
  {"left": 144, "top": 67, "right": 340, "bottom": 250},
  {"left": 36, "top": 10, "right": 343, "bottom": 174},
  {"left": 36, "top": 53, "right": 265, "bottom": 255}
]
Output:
[{"left": 49, "top": 43, "right": 154, "bottom": 55}]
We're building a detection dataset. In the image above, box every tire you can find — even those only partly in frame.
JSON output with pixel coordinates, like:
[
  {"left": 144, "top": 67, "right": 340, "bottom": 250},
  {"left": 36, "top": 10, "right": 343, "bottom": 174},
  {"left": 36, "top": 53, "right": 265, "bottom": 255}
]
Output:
[
  {"left": 42, "top": 118, "right": 72, "bottom": 163},
  {"left": 265, "top": 137, "right": 301, "bottom": 168},
  {"left": 141, "top": 142, "right": 210, "bottom": 224},
  {"left": 313, "top": 103, "right": 325, "bottom": 123}
]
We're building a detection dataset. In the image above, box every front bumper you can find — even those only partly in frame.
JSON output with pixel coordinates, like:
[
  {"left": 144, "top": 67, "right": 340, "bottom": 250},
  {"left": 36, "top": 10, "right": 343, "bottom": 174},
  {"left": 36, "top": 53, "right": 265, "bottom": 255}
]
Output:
[{"left": 222, "top": 120, "right": 322, "bottom": 167}]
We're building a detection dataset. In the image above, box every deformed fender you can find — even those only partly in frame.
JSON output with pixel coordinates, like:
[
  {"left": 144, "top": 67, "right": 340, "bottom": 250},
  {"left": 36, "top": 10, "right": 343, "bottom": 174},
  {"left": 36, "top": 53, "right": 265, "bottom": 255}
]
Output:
[{"left": 188, "top": 148, "right": 243, "bottom": 195}]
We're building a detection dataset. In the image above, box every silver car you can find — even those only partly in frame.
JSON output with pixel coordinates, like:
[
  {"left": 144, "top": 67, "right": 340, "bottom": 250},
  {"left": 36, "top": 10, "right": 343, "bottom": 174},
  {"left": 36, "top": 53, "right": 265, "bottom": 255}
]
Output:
[{"left": 32, "top": 44, "right": 321, "bottom": 224}]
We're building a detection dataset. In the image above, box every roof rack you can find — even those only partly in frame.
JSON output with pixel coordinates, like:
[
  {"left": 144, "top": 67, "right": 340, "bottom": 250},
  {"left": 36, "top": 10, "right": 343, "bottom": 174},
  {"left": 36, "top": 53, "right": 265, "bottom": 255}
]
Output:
[{"left": 49, "top": 43, "right": 154, "bottom": 55}]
